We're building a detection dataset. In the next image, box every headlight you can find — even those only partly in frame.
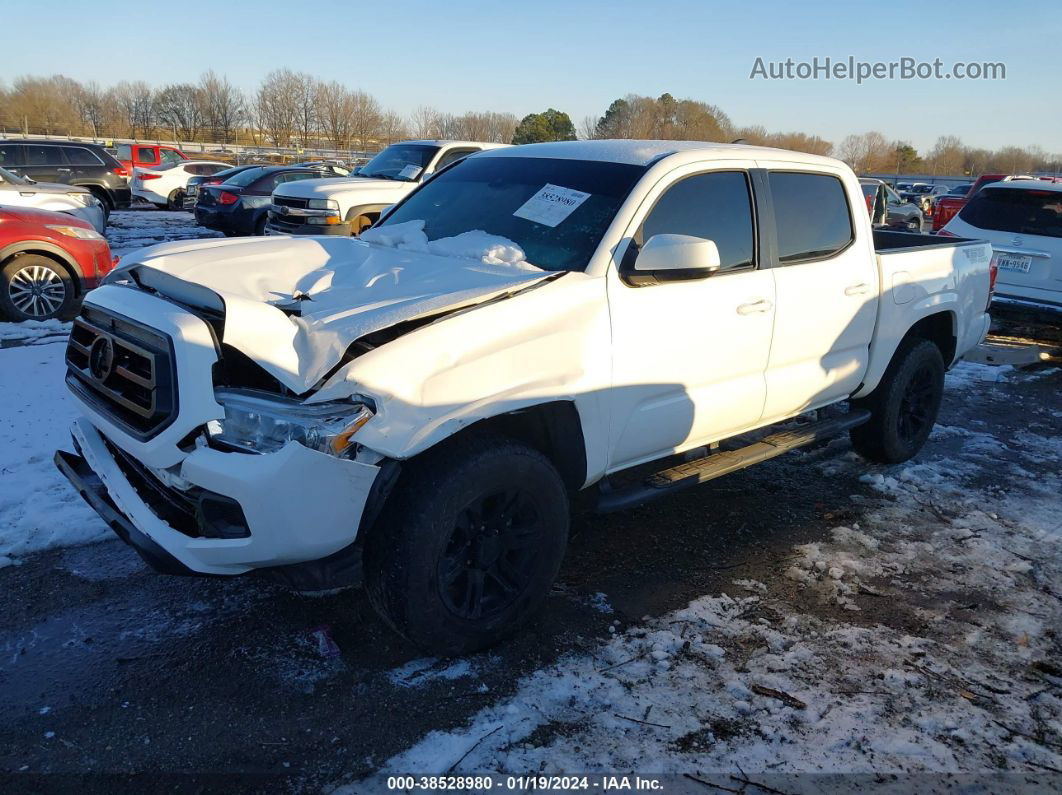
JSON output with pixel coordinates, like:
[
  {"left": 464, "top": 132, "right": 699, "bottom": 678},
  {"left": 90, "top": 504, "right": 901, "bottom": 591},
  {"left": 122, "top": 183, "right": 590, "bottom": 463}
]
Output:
[
  {"left": 307, "top": 199, "right": 340, "bottom": 210},
  {"left": 209, "top": 389, "right": 374, "bottom": 457},
  {"left": 67, "top": 192, "right": 95, "bottom": 206},
  {"left": 46, "top": 224, "right": 104, "bottom": 240}
]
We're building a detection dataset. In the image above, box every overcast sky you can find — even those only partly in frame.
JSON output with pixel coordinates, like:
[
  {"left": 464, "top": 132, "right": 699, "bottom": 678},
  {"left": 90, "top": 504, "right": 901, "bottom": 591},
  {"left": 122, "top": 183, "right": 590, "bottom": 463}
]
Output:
[{"left": 3, "top": 0, "right": 1058, "bottom": 154}]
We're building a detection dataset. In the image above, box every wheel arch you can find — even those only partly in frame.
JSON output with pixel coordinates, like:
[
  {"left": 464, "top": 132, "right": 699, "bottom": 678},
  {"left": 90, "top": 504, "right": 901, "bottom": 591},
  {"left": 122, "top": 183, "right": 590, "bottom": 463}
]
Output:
[
  {"left": 854, "top": 308, "right": 958, "bottom": 399},
  {"left": 0, "top": 241, "right": 84, "bottom": 292},
  {"left": 408, "top": 400, "right": 589, "bottom": 492}
]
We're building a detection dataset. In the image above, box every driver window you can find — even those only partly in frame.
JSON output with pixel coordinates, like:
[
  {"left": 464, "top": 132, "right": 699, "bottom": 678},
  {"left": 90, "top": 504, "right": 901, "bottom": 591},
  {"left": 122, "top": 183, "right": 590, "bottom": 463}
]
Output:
[{"left": 624, "top": 171, "right": 756, "bottom": 273}]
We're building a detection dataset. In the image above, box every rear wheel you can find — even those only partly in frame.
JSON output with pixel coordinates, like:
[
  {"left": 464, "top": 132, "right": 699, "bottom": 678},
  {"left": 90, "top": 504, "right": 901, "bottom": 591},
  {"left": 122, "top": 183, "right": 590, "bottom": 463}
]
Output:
[
  {"left": 906, "top": 215, "right": 923, "bottom": 233},
  {"left": 850, "top": 337, "right": 945, "bottom": 464},
  {"left": 166, "top": 190, "right": 182, "bottom": 210},
  {"left": 364, "top": 434, "right": 570, "bottom": 655},
  {"left": 87, "top": 187, "right": 113, "bottom": 220},
  {"left": 0, "top": 255, "right": 76, "bottom": 322},
  {"left": 253, "top": 215, "right": 267, "bottom": 236}
]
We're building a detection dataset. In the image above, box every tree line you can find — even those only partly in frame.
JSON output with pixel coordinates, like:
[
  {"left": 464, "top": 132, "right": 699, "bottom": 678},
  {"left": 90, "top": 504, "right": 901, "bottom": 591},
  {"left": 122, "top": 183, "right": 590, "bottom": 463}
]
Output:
[{"left": 1, "top": 76, "right": 1058, "bottom": 175}]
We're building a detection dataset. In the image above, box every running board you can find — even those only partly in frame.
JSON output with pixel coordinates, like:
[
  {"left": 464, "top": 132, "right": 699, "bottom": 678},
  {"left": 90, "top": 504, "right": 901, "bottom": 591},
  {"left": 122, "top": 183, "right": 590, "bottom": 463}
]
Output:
[{"left": 595, "top": 409, "right": 871, "bottom": 513}]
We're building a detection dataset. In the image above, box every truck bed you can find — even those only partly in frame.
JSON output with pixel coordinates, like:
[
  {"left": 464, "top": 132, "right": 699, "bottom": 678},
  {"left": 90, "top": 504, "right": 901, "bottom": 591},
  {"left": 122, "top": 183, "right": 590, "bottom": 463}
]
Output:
[{"left": 873, "top": 229, "right": 982, "bottom": 253}]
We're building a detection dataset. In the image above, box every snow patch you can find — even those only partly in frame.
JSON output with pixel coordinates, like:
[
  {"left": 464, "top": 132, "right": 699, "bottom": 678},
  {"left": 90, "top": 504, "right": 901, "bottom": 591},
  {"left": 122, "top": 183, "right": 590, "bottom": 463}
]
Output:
[{"left": 360, "top": 220, "right": 540, "bottom": 271}]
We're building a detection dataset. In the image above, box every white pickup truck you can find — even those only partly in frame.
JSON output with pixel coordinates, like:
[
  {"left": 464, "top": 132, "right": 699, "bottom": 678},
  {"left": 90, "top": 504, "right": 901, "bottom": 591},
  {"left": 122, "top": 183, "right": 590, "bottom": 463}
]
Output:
[
  {"left": 56, "top": 141, "right": 994, "bottom": 654},
  {"left": 267, "top": 140, "right": 506, "bottom": 236}
]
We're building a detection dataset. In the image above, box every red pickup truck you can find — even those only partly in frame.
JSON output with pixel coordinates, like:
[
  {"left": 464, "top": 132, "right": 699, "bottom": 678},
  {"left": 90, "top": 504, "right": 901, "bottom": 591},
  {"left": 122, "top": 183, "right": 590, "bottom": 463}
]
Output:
[
  {"left": 114, "top": 144, "right": 187, "bottom": 173},
  {"left": 931, "top": 173, "right": 1008, "bottom": 231}
]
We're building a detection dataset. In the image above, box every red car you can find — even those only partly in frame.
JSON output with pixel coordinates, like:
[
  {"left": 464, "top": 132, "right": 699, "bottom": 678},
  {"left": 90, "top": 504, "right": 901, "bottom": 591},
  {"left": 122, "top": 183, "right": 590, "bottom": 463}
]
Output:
[
  {"left": 0, "top": 206, "right": 115, "bottom": 322},
  {"left": 114, "top": 143, "right": 188, "bottom": 174}
]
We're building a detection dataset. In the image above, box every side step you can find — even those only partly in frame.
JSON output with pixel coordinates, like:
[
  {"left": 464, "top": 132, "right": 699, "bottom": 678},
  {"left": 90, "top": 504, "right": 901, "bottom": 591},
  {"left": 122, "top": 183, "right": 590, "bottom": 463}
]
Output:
[{"left": 596, "top": 409, "right": 871, "bottom": 513}]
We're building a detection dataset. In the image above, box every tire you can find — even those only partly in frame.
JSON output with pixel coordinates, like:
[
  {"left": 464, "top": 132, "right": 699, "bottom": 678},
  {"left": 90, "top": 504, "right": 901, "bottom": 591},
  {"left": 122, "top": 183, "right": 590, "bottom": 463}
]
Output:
[
  {"left": 850, "top": 337, "right": 945, "bottom": 464},
  {"left": 152, "top": 202, "right": 167, "bottom": 210},
  {"left": 364, "top": 433, "right": 570, "bottom": 655},
  {"left": 166, "top": 190, "right": 182, "bottom": 211},
  {"left": 87, "top": 187, "right": 113, "bottom": 219},
  {"left": 253, "top": 215, "right": 267, "bottom": 236},
  {"left": 350, "top": 213, "right": 377, "bottom": 236},
  {"left": 906, "top": 215, "right": 923, "bottom": 233},
  {"left": 0, "top": 255, "right": 76, "bottom": 322}
]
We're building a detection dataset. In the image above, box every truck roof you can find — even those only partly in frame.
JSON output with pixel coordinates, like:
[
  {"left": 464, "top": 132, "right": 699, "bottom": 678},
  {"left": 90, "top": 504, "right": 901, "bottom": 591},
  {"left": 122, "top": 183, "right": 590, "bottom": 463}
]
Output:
[
  {"left": 401, "top": 140, "right": 509, "bottom": 149},
  {"left": 477, "top": 139, "right": 844, "bottom": 169}
]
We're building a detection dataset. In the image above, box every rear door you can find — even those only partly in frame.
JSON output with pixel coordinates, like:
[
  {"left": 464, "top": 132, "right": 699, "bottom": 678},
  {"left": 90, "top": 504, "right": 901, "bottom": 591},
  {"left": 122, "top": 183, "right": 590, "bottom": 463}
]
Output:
[
  {"left": 606, "top": 161, "right": 776, "bottom": 470},
  {"left": 758, "top": 166, "right": 879, "bottom": 421},
  {"left": 61, "top": 145, "right": 105, "bottom": 184}
]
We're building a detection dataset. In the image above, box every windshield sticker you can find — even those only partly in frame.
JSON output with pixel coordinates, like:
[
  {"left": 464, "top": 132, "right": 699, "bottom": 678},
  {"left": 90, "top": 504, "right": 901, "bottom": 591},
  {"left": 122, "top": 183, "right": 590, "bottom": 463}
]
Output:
[
  {"left": 399, "top": 164, "right": 423, "bottom": 180},
  {"left": 513, "top": 184, "right": 591, "bottom": 227}
]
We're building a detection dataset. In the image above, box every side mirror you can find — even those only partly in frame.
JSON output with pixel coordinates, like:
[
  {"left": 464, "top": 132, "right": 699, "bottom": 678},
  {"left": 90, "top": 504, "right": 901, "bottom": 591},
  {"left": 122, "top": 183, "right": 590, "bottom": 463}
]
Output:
[{"left": 627, "top": 234, "right": 721, "bottom": 286}]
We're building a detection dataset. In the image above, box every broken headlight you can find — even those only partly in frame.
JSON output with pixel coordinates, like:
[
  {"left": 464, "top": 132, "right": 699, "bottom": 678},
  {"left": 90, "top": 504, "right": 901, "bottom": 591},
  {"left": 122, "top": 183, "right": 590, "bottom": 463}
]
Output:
[{"left": 209, "top": 389, "right": 374, "bottom": 457}]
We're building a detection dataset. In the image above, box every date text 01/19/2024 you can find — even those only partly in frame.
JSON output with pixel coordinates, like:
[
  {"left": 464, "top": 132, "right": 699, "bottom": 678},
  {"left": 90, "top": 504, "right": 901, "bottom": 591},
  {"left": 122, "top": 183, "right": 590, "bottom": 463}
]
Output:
[{"left": 385, "top": 774, "right": 665, "bottom": 790}]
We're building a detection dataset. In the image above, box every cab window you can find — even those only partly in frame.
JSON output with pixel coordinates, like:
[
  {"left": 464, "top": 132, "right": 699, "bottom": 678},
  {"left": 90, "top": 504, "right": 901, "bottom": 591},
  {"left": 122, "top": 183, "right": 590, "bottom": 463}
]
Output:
[
  {"left": 769, "top": 172, "right": 854, "bottom": 264},
  {"left": 137, "top": 147, "right": 159, "bottom": 165},
  {"left": 625, "top": 171, "right": 756, "bottom": 272}
]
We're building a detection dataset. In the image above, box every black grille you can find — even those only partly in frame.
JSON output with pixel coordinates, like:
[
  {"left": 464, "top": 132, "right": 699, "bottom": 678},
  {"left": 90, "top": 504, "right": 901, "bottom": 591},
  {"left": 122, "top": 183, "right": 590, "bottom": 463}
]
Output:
[
  {"left": 273, "top": 195, "right": 308, "bottom": 210},
  {"left": 66, "top": 306, "right": 177, "bottom": 439}
]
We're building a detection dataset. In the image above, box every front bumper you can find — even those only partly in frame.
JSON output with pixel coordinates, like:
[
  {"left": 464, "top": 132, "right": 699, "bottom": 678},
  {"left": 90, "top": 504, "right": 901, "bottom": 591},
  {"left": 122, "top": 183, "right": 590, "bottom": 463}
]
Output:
[
  {"left": 58, "top": 417, "right": 381, "bottom": 575},
  {"left": 267, "top": 210, "right": 352, "bottom": 236}
]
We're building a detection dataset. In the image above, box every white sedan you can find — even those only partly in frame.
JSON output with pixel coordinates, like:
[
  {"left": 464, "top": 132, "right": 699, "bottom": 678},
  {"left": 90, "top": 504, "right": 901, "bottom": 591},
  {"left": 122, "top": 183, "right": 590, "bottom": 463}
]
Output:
[
  {"left": 132, "top": 161, "right": 232, "bottom": 210},
  {"left": 0, "top": 166, "right": 106, "bottom": 233}
]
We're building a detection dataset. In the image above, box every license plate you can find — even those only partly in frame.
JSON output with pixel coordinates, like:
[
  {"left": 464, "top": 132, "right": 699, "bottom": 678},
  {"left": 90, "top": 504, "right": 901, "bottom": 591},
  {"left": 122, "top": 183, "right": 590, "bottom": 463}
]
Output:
[{"left": 998, "top": 254, "right": 1032, "bottom": 273}]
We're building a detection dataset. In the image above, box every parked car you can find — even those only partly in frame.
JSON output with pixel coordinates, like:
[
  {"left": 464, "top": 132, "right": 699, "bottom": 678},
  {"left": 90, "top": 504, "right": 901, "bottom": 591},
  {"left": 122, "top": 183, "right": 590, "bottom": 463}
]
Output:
[
  {"left": 941, "top": 180, "right": 1061, "bottom": 308},
  {"left": 0, "top": 166, "right": 106, "bottom": 233},
  {"left": 57, "top": 140, "right": 993, "bottom": 654},
  {"left": 182, "top": 165, "right": 260, "bottom": 210},
  {"left": 132, "top": 160, "right": 231, "bottom": 209},
  {"left": 0, "top": 205, "right": 113, "bottom": 321},
  {"left": 290, "top": 161, "right": 352, "bottom": 177},
  {"left": 859, "top": 178, "right": 924, "bottom": 231},
  {"left": 194, "top": 166, "right": 323, "bottom": 236},
  {"left": 268, "top": 140, "right": 506, "bottom": 236},
  {"left": 917, "top": 184, "right": 951, "bottom": 215},
  {"left": 0, "top": 140, "right": 131, "bottom": 213},
  {"left": 115, "top": 143, "right": 187, "bottom": 174}
]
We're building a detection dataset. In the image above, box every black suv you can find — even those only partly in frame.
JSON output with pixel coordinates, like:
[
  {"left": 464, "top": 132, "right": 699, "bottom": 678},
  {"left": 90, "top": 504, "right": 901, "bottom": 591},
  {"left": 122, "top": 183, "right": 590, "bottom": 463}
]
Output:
[{"left": 0, "top": 140, "right": 132, "bottom": 213}]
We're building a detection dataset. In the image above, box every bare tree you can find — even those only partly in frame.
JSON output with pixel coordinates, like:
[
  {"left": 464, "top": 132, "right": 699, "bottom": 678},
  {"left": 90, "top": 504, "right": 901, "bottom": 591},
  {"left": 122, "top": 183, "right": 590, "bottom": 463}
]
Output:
[
  {"left": 926, "top": 135, "right": 965, "bottom": 176},
  {"left": 111, "top": 80, "right": 155, "bottom": 138},
  {"left": 379, "top": 110, "right": 408, "bottom": 145},
  {"left": 348, "top": 90, "right": 382, "bottom": 150},
  {"left": 316, "top": 80, "right": 355, "bottom": 148},
  {"left": 579, "top": 115, "right": 598, "bottom": 140},
  {"left": 154, "top": 83, "right": 206, "bottom": 141},
  {"left": 410, "top": 105, "right": 441, "bottom": 139},
  {"left": 254, "top": 69, "right": 301, "bottom": 147},
  {"left": 293, "top": 73, "right": 318, "bottom": 148},
  {"left": 200, "top": 71, "right": 245, "bottom": 144}
]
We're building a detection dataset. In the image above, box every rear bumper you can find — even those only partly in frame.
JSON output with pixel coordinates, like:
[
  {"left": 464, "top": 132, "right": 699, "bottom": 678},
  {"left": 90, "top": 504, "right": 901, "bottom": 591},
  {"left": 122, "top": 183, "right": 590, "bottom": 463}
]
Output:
[{"left": 57, "top": 416, "right": 381, "bottom": 576}]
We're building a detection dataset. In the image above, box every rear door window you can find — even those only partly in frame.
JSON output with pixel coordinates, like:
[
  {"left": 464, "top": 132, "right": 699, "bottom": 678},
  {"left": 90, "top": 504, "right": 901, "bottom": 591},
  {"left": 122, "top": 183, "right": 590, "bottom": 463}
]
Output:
[
  {"left": 63, "top": 146, "right": 104, "bottom": 166},
  {"left": 24, "top": 145, "right": 66, "bottom": 166},
  {"left": 768, "top": 172, "right": 854, "bottom": 263},
  {"left": 959, "top": 188, "right": 1062, "bottom": 239}
]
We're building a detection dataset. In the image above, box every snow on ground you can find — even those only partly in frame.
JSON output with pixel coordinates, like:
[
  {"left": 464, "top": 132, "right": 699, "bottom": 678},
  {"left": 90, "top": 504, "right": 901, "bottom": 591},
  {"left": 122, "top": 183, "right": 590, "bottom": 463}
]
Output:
[
  {"left": 353, "top": 366, "right": 1062, "bottom": 788},
  {"left": 0, "top": 341, "right": 108, "bottom": 566},
  {"left": 0, "top": 209, "right": 219, "bottom": 565}
]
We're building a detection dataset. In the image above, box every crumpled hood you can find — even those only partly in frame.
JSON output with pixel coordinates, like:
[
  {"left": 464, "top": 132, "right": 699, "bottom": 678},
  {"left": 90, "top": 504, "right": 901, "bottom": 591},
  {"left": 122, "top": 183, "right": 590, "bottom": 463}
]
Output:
[
  {"left": 122, "top": 235, "right": 549, "bottom": 393},
  {"left": 271, "top": 176, "right": 412, "bottom": 200}
]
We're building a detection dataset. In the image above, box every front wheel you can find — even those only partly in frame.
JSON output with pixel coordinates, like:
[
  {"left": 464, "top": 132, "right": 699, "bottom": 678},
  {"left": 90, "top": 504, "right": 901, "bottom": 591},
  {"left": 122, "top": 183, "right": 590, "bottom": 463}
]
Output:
[
  {"left": 364, "top": 434, "right": 570, "bottom": 655},
  {"left": 850, "top": 338, "right": 945, "bottom": 464},
  {"left": 0, "top": 255, "right": 76, "bottom": 322}
]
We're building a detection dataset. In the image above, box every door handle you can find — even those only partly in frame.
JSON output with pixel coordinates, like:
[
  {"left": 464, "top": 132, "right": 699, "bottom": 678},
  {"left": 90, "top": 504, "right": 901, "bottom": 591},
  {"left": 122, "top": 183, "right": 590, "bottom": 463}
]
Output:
[
  {"left": 844, "top": 282, "right": 870, "bottom": 296},
  {"left": 736, "top": 299, "right": 773, "bottom": 315},
  {"left": 56, "top": 167, "right": 71, "bottom": 172}
]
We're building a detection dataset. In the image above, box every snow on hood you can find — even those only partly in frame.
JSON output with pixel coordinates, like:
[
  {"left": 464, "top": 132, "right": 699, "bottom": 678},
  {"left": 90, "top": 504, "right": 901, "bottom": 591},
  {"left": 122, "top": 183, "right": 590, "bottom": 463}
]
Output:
[
  {"left": 360, "top": 220, "right": 539, "bottom": 271},
  {"left": 122, "top": 235, "right": 549, "bottom": 393}
]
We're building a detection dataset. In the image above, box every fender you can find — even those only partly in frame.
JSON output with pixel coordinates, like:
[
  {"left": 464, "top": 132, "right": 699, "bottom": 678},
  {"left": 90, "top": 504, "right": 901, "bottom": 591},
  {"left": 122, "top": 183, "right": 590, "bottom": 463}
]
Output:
[
  {"left": 853, "top": 302, "right": 957, "bottom": 398},
  {"left": 0, "top": 239, "right": 85, "bottom": 287}
]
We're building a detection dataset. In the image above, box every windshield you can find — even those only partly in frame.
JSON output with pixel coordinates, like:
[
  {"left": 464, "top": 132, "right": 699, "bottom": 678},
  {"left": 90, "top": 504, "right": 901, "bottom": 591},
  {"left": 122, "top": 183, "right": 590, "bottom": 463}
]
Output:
[
  {"left": 376, "top": 156, "right": 646, "bottom": 272},
  {"left": 959, "top": 187, "right": 1062, "bottom": 238},
  {"left": 358, "top": 144, "right": 439, "bottom": 182},
  {"left": 0, "top": 166, "right": 27, "bottom": 185},
  {"left": 223, "top": 167, "right": 268, "bottom": 187}
]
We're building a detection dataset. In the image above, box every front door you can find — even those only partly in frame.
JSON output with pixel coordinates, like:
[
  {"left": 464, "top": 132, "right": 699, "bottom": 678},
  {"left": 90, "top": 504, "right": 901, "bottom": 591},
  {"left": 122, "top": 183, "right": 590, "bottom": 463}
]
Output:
[{"left": 606, "top": 164, "right": 776, "bottom": 471}]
